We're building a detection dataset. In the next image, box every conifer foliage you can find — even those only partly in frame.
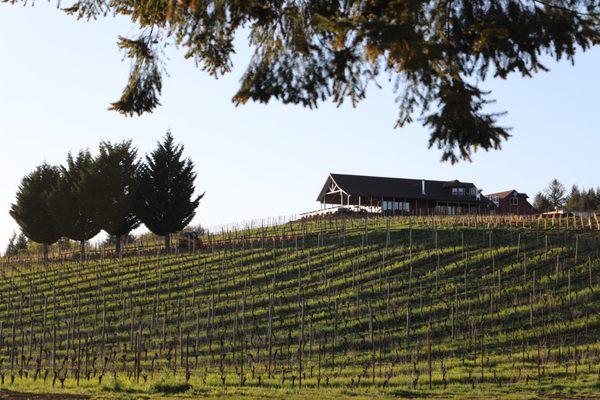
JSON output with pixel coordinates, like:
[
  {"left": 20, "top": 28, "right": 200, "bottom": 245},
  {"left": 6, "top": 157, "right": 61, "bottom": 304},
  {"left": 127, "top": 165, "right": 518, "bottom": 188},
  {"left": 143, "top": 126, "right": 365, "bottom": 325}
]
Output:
[
  {"left": 94, "top": 140, "right": 140, "bottom": 256},
  {"left": 6, "top": 0, "right": 597, "bottom": 161},
  {"left": 135, "top": 132, "right": 204, "bottom": 253},
  {"left": 3, "top": 231, "right": 29, "bottom": 258},
  {"left": 8, "top": 133, "right": 203, "bottom": 259},
  {"left": 9, "top": 163, "right": 62, "bottom": 262},
  {"left": 50, "top": 150, "right": 102, "bottom": 261}
]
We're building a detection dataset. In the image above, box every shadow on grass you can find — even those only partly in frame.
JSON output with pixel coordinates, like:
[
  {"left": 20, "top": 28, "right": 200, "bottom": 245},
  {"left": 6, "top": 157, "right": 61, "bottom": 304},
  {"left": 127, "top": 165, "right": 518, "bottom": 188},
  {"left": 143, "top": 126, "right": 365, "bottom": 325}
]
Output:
[
  {"left": 388, "top": 389, "right": 428, "bottom": 398},
  {"left": 150, "top": 381, "right": 192, "bottom": 394}
]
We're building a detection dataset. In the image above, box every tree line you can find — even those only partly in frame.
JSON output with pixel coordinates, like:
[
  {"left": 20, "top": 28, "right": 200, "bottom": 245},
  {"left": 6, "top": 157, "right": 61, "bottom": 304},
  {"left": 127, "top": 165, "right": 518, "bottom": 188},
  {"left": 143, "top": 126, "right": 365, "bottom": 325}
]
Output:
[
  {"left": 533, "top": 178, "right": 600, "bottom": 213},
  {"left": 9, "top": 132, "right": 203, "bottom": 262}
]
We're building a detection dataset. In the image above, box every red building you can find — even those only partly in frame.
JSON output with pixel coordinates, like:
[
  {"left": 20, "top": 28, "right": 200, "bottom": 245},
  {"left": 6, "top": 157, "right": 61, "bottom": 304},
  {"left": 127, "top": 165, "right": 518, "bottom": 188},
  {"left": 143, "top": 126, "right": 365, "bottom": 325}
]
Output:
[{"left": 484, "top": 190, "right": 536, "bottom": 215}]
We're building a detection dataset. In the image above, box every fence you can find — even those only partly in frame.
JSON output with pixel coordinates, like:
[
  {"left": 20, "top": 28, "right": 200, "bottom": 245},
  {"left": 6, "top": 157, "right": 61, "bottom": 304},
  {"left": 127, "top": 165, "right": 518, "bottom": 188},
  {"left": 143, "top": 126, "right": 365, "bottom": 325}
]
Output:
[{"left": 2, "top": 213, "right": 599, "bottom": 267}]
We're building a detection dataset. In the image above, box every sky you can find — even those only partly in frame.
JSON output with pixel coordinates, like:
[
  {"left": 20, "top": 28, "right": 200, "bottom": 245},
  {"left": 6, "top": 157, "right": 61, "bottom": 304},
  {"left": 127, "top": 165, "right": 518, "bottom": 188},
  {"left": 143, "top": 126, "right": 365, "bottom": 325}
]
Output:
[{"left": 1, "top": 4, "right": 599, "bottom": 251}]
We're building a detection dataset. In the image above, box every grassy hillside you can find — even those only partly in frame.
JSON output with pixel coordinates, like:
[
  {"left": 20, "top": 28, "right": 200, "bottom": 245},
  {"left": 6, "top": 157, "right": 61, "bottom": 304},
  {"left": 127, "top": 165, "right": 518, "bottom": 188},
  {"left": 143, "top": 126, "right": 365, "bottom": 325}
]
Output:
[{"left": 0, "top": 216, "right": 599, "bottom": 399}]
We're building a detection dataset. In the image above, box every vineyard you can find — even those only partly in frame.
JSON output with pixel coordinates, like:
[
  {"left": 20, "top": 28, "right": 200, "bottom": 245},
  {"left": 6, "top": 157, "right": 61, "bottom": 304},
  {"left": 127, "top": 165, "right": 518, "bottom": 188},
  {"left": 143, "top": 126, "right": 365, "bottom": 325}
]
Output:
[{"left": 0, "top": 215, "right": 599, "bottom": 399}]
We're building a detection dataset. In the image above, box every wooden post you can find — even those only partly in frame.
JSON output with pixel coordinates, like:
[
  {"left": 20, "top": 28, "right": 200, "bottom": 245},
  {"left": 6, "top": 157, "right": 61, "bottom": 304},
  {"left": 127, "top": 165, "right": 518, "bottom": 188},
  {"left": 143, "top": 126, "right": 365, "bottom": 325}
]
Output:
[
  {"left": 298, "top": 297, "right": 304, "bottom": 388},
  {"left": 427, "top": 323, "right": 432, "bottom": 389},
  {"left": 369, "top": 301, "right": 375, "bottom": 385}
]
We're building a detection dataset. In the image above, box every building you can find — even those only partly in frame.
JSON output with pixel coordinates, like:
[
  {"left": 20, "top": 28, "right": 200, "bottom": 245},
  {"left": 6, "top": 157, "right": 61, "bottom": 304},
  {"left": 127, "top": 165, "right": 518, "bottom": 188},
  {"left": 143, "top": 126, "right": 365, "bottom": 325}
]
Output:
[
  {"left": 540, "top": 209, "right": 569, "bottom": 218},
  {"left": 541, "top": 208, "right": 597, "bottom": 218},
  {"left": 484, "top": 190, "right": 536, "bottom": 215},
  {"left": 315, "top": 173, "right": 493, "bottom": 215}
]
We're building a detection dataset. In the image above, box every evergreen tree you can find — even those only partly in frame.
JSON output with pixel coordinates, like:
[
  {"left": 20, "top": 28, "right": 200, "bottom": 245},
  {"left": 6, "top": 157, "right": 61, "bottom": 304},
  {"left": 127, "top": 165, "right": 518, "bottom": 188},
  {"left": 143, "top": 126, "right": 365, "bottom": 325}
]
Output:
[
  {"left": 584, "top": 188, "right": 599, "bottom": 211},
  {"left": 101, "top": 233, "right": 137, "bottom": 250},
  {"left": 533, "top": 192, "right": 552, "bottom": 213},
  {"left": 7, "top": 1, "right": 599, "bottom": 162},
  {"left": 9, "top": 163, "right": 62, "bottom": 262},
  {"left": 544, "top": 179, "right": 567, "bottom": 210},
  {"left": 50, "top": 150, "right": 101, "bottom": 261},
  {"left": 566, "top": 186, "right": 600, "bottom": 212},
  {"left": 135, "top": 132, "right": 204, "bottom": 253},
  {"left": 566, "top": 184, "right": 582, "bottom": 211},
  {"left": 3, "top": 232, "right": 29, "bottom": 258},
  {"left": 15, "top": 233, "right": 29, "bottom": 253},
  {"left": 4, "top": 233, "right": 16, "bottom": 258},
  {"left": 94, "top": 140, "right": 140, "bottom": 256},
  {"left": 4, "top": 233, "right": 17, "bottom": 258}
]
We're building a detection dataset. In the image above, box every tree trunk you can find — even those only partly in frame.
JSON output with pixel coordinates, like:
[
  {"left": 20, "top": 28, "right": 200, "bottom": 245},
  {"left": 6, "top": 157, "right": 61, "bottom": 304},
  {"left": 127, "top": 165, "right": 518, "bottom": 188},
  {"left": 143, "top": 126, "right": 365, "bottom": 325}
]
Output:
[
  {"left": 115, "top": 235, "right": 122, "bottom": 258},
  {"left": 79, "top": 240, "right": 85, "bottom": 262},
  {"left": 43, "top": 243, "right": 49, "bottom": 264},
  {"left": 164, "top": 234, "right": 171, "bottom": 254}
]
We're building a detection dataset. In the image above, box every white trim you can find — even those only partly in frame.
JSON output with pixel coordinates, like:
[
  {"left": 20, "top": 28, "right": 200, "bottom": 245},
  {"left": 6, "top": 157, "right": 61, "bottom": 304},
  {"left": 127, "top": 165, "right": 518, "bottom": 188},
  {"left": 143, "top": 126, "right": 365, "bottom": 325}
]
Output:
[{"left": 328, "top": 174, "right": 349, "bottom": 196}]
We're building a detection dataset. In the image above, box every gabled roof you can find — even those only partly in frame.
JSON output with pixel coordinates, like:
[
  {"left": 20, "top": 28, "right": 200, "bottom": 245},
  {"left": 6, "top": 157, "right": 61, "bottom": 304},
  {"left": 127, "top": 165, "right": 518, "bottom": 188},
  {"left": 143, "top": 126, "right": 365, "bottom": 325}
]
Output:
[
  {"left": 317, "top": 173, "right": 487, "bottom": 203},
  {"left": 485, "top": 190, "right": 529, "bottom": 199},
  {"left": 442, "top": 179, "right": 472, "bottom": 188}
]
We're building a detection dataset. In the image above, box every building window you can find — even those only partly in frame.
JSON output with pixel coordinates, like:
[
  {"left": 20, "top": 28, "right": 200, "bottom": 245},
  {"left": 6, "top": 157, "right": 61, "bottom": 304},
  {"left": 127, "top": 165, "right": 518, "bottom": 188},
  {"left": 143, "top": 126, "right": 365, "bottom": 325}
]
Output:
[
  {"left": 469, "top": 187, "right": 476, "bottom": 196},
  {"left": 511, "top": 196, "right": 518, "bottom": 206},
  {"left": 382, "top": 200, "right": 410, "bottom": 212},
  {"left": 452, "top": 187, "right": 465, "bottom": 196}
]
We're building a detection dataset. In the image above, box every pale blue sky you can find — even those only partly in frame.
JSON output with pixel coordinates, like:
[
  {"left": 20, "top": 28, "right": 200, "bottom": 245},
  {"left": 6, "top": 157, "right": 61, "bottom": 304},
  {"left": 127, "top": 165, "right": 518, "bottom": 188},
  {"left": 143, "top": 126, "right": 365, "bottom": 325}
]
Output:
[{"left": 1, "top": 4, "right": 599, "bottom": 251}]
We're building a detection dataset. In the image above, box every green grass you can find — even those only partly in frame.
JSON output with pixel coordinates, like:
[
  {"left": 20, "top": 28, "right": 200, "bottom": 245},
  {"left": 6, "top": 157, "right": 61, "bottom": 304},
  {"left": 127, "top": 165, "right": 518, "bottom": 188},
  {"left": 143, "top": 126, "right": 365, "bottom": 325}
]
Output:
[{"left": 0, "top": 215, "right": 599, "bottom": 399}]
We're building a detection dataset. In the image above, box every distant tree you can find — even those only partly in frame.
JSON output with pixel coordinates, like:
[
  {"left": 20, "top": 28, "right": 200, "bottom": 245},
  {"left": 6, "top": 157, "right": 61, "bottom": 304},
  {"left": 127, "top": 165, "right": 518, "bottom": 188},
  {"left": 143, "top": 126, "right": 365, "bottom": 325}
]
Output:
[
  {"left": 3, "top": 232, "right": 28, "bottom": 258},
  {"left": 532, "top": 192, "right": 552, "bottom": 214},
  {"left": 56, "top": 237, "right": 76, "bottom": 253},
  {"left": 566, "top": 185, "right": 600, "bottom": 212},
  {"left": 583, "top": 188, "right": 600, "bottom": 211},
  {"left": 566, "top": 184, "right": 582, "bottom": 211},
  {"left": 4, "top": 233, "right": 17, "bottom": 258},
  {"left": 544, "top": 179, "right": 567, "bottom": 210},
  {"left": 5, "top": 1, "right": 599, "bottom": 162},
  {"left": 50, "top": 150, "right": 102, "bottom": 261},
  {"left": 14, "top": 233, "right": 29, "bottom": 253},
  {"left": 101, "top": 232, "right": 137, "bottom": 249},
  {"left": 135, "top": 132, "right": 204, "bottom": 253},
  {"left": 94, "top": 140, "right": 140, "bottom": 257},
  {"left": 9, "top": 163, "right": 62, "bottom": 262}
]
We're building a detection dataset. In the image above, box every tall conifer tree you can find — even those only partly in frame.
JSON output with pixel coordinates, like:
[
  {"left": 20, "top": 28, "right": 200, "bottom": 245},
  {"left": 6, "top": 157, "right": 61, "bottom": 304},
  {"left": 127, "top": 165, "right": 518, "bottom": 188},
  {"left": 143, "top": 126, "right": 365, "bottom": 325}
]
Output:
[
  {"left": 50, "top": 150, "right": 101, "bottom": 261},
  {"left": 10, "top": 163, "right": 62, "bottom": 262},
  {"left": 94, "top": 140, "right": 140, "bottom": 256},
  {"left": 544, "top": 179, "right": 567, "bottom": 211},
  {"left": 135, "top": 132, "right": 203, "bottom": 253}
]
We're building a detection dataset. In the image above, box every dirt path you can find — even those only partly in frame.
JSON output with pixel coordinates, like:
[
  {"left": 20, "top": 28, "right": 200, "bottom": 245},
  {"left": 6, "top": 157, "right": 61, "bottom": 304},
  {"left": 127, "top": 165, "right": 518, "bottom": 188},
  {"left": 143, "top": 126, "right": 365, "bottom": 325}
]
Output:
[{"left": 0, "top": 391, "right": 89, "bottom": 400}]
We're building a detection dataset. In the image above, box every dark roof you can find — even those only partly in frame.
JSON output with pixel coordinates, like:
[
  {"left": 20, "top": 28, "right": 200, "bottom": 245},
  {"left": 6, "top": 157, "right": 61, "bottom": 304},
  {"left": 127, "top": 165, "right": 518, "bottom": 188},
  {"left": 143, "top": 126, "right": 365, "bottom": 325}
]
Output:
[
  {"left": 442, "top": 179, "right": 471, "bottom": 188},
  {"left": 485, "top": 190, "right": 529, "bottom": 199},
  {"left": 318, "top": 173, "right": 489, "bottom": 203}
]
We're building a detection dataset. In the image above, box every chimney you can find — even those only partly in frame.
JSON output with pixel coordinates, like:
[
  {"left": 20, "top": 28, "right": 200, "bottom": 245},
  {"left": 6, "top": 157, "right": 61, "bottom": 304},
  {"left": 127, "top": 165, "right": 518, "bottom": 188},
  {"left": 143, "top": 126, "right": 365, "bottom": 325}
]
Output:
[{"left": 421, "top": 179, "right": 426, "bottom": 195}]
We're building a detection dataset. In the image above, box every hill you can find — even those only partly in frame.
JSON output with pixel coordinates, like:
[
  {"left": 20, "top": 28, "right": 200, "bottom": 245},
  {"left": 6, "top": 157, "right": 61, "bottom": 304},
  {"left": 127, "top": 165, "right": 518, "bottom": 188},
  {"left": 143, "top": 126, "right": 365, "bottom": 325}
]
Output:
[{"left": 0, "top": 215, "right": 599, "bottom": 399}]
